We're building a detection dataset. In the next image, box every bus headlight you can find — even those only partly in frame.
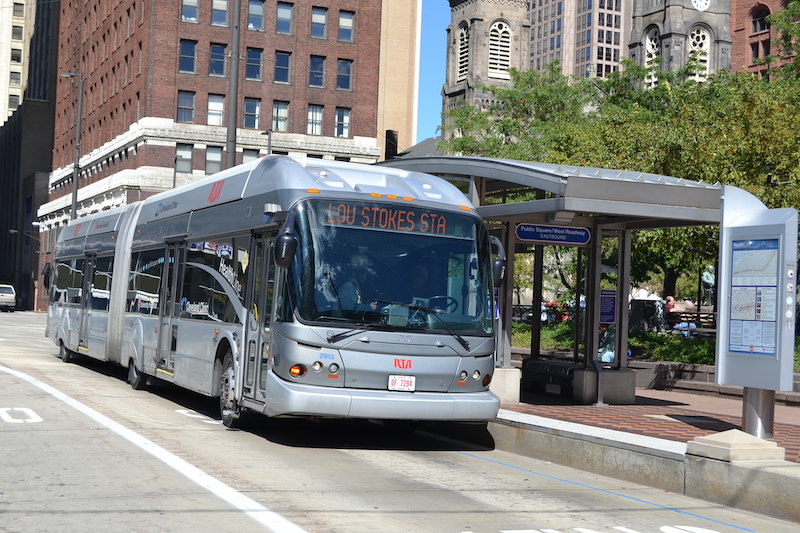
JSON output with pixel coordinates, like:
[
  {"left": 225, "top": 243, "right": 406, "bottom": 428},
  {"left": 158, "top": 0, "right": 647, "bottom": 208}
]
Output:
[
  {"left": 472, "top": 370, "right": 481, "bottom": 380},
  {"left": 329, "top": 363, "right": 339, "bottom": 374},
  {"left": 312, "top": 361, "right": 323, "bottom": 372},
  {"left": 289, "top": 364, "right": 307, "bottom": 377},
  {"left": 459, "top": 371, "right": 468, "bottom": 380}
]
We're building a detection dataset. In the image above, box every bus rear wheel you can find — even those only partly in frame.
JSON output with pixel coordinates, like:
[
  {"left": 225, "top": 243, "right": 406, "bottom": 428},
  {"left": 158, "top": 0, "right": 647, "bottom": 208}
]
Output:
[
  {"left": 128, "top": 359, "right": 147, "bottom": 390},
  {"left": 59, "top": 341, "right": 75, "bottom": 363},
  {"left": 218, "top": 353, "right": 245, "bottom": 429}
]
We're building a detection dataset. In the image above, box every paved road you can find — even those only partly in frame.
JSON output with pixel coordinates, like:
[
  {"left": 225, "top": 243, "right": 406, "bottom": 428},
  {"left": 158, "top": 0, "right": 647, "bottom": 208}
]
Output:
[{"left": 0, "top": 312, "right": 796, "bottom": 533}]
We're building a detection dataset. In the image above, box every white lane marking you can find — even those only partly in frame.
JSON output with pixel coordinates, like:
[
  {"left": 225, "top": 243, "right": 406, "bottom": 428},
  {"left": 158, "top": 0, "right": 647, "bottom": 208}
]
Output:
[
  {"left": 0, "top": 407, "right": 43, "bottom": 423},
  {"left": 0, "top": 364, "right": 305, "bottom": 533},
  {"left": 176, "top": 408, "right": 223, "bottom": 425}
]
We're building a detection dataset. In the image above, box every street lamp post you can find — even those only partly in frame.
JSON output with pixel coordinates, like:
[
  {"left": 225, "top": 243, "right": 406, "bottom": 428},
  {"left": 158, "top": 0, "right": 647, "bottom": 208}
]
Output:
[{"left": 60, "top": 72, "right": 84, "bottom": 220}]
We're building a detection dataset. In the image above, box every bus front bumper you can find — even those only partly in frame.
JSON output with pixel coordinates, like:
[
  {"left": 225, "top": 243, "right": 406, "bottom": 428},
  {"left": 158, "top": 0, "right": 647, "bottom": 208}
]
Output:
[{"left": 263, "top": 371, "right": 500, "bottom": 422}]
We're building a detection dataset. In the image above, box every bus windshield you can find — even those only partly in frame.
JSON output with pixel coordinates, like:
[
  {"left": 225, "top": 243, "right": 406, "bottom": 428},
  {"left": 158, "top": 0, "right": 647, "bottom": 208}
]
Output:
[{"left": 288, "top": 199, "right": 494, "bottom": 336}]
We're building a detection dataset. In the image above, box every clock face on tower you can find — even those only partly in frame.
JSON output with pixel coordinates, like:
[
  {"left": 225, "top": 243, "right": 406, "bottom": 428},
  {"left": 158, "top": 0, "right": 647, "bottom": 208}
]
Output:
[{"left": 692, "top": 0, "right": 710, "bottom": 11}]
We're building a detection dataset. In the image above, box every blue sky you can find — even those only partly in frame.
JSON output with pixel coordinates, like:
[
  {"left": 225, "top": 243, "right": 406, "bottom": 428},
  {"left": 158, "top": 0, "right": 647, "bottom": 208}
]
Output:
[{"left": 416, "top": 1, "right": 450, "bottom": 142}]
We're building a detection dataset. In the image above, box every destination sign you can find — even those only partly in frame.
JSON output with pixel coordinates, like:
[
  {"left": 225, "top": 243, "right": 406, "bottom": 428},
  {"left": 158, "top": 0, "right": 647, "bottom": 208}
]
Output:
[
  {"left": 516, "top": 223, "right": 591, "bottom": 245},
  {"left": 314, "top": 200, "right": 474, "bottom": 238}
]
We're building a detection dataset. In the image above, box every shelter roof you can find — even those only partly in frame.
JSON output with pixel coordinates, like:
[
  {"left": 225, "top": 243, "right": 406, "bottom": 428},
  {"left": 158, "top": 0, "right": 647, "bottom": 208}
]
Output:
[{"left": 380, "top": 156, "right": 722, "bottom": 229}]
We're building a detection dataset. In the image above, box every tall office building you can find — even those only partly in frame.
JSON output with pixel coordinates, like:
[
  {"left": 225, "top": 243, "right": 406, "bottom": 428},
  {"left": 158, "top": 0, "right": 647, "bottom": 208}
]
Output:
[
  {"left": 442, "top": 0, "right": 531, "bottom": 135},
  {"left": 35, "top": 0, "right": 419, "bottom": 309},
  {"left": 529, "top": 0, "right": 632, "bottom": 78},
  {"left": 0, "top": 0, "right": 35, "bottom": 125}
]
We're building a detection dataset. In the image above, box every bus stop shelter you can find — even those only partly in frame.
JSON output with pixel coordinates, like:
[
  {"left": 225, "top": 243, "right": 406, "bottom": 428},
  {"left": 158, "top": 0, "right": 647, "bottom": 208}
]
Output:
[{"left": 380, "top": 156, "right": 725, "bottom": 404}]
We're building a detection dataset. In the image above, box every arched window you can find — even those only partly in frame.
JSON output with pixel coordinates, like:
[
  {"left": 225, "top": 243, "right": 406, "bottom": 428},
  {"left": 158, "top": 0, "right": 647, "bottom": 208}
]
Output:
[
  {"left": 688, "top": 26, "right": 711, "bottom": 82},
  {"left": 488, "top": 21, "right": 512, "bottom": 80},
  {"left": 752, "top": 8, "right": 770, "bottom": 33},
  {"left": 644, "top": 27, "right": 661, "bottom": 88},
  {"left": 457, "top": 25, "right": 469, "bottom": 82}
]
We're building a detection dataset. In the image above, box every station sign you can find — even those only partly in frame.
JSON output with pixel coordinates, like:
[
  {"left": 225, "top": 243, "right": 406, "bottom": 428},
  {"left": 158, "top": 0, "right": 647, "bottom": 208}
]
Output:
[{"left": 516, "top": 223, "right": 591, "bottom": 246}]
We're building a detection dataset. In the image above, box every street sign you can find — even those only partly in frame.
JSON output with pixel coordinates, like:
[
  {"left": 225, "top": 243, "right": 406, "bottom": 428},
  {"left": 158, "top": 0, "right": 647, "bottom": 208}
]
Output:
[{"left": 516, "top": 223, "right": 591, "bottom": 245}]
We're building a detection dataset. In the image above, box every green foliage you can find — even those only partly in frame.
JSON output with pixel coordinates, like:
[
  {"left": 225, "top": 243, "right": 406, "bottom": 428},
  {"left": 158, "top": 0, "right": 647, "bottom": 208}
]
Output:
[
  {"left": 627, "top": 333, "right": 715, "bottom": 365},
  {"left": 439, "top": 59, "right": 800, "bottom": 294},
  {"left": 766, "top": 2, "right": 800, "bottom": 80}
]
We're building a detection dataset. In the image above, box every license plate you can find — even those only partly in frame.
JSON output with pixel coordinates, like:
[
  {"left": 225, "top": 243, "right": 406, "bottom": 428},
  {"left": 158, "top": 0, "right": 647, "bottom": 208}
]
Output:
[{"left": 388, "top": 375, "right": 415, "bottom": 392}]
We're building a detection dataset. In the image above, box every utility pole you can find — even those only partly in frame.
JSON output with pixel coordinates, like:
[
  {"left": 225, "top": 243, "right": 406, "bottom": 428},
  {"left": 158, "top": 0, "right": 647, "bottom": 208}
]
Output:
[
  {"left": 61, "top": 72, "right": 84, "bottom": 220},
  {"left": 225, "top": 0, "right": 242, "bottom": 169}
]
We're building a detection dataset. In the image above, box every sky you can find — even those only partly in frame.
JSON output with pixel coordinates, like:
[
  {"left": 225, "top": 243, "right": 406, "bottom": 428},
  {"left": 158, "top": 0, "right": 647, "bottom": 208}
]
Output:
[{"left": 416, "top": 1, "right": 450, "bottom": 143}]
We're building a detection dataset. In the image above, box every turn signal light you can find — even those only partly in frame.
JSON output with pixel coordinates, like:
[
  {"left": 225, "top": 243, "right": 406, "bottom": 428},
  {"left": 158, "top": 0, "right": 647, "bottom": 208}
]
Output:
[
  {"left": 482, "top": 374, "right": 492, "bottom": 386},
  {"left": 289, "top": 364, "right": 307, "bottom": 377}
]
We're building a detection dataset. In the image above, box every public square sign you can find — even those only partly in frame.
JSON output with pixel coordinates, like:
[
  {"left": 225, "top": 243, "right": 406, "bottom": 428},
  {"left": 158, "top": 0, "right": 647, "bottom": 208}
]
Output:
[{"left": 515, "top": 224, "right": 590, "bottom": 246}]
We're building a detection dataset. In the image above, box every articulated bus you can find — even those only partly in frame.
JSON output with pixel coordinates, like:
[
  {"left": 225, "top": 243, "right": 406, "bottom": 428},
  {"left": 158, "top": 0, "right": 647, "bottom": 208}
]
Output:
[{"left": 46, "top": 156, "right": 505, "bottom": 427}]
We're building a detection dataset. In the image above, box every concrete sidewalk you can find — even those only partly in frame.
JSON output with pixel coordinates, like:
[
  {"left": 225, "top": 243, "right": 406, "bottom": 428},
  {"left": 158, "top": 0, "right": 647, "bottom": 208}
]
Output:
[{"left": 489, "top": 387, "right": 800, "bottom": 524}]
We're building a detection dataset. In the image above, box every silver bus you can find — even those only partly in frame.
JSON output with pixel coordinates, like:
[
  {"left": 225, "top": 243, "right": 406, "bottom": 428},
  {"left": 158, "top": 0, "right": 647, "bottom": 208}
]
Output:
[{"left": 46, "top": 156, "right": 504, "bottom": 427}]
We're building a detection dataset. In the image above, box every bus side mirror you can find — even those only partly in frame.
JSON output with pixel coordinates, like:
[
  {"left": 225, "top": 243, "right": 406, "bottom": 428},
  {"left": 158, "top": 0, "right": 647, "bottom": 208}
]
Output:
[
  {"left": 42, "top": 262, "right": 52, "bottom": 290},
  {"left": 274, "top": 233, "right": 297, "bottom": 269},
  {"left": 492, "top": 259, "right": 506, "bottom": 286},
  {"left": 489, "top": 236, "right": 506, "bottom": 286}
]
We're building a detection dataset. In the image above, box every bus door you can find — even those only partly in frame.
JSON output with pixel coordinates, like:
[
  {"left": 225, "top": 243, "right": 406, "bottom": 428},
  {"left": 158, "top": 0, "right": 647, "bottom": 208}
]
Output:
[
  {"left": 157, "top": 242, "right": 185, "bottom": 374},
  {"left": 243, "top": 234, "right": 275, "bottom": 401},
  {"left": 78, "top": 255, "right": 95, "bottom": 350}
]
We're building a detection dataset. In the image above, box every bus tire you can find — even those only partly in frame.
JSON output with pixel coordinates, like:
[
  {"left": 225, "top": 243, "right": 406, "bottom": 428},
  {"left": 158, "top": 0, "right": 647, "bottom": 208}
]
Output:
[
  {"left": 59, "top": 340, "right": 75, "bottom": 363},
  {"left": 128, "top": 359, "right": 147, "bottom": 390},
  {"left": 219, "top": 353, "right": 245, "bottom": 429}
]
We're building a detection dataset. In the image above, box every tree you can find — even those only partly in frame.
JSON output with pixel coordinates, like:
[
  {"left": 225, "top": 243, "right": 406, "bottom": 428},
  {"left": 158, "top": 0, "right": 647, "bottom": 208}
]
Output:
[
  {"left": 767, "top": 1, "right": 800, "bottom": 79},
  {"left": 439, "top": 61, "right": 800, "bottom": 295}
]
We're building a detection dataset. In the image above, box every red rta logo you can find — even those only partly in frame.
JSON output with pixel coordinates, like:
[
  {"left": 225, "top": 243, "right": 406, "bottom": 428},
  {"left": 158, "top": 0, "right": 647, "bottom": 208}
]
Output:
[
  {"left": 393, "top": 359, "right": 412, "bottom": 369},
  {"left": 208, "top": 180, "right": 224, "bottom": 203}
]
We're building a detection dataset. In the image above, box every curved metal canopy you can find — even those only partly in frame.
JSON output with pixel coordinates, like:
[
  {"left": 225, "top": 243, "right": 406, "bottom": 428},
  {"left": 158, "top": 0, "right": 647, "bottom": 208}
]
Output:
[{"left": 380, "top": 156, "right": 722, "bottom": 228}]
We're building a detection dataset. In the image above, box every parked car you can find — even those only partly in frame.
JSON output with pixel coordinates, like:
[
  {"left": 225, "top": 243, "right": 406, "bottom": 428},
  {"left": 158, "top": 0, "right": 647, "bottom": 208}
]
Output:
[{"left": 0, "top": 284, "right": 16, "bottom": 311}]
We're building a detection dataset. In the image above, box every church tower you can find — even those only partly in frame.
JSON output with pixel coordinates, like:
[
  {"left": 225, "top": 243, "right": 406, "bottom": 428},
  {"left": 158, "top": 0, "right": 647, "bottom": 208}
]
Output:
[
  {"left": 629, "top": 0, "right": 732, "bottom": 85},
  {"left": 442, "top": 0, "right": 531, "bottom": 136}
]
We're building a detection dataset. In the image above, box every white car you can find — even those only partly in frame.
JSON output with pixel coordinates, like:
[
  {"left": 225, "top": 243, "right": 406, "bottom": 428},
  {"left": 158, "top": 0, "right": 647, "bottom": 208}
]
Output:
[{"left": 0, "top": 284, "right": 16, "bottom": 311}]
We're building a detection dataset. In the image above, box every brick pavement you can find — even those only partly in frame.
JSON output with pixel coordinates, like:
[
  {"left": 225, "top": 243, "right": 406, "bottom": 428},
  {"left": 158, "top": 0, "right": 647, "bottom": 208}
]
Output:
[{"left": 504, "top": 390, "right": 800, "bottom": 464}]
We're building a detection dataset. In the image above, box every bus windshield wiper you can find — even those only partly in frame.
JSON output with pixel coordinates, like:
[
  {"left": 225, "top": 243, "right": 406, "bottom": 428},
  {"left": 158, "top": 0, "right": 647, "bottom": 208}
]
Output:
[
  {"left": 374, "top": 300, "right": 470, "bottom": 351},
  {"left": 327, "top": 323, "right": 382, "bottom": 344}
]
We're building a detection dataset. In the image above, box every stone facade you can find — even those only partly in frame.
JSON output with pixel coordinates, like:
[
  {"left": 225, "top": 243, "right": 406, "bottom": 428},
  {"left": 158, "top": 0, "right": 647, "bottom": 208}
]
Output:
[
  {"left": 730, "top": 0, "right": 792, "bottom": 77},
  {"left": 442, "top": 0, "right": 531, "bottom": 137},
  {"left": 629, "top": 0, "right": 732, "bottom": 81}
]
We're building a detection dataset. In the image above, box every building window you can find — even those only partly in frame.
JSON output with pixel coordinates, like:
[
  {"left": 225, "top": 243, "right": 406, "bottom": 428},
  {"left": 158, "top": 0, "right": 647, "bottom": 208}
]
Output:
[
  {"left": 307, "top": 104, "right": 323, "bottom": 135},
  {"left": 335, "top": 107, "right": 350, "bottom": 137},
  {"left": 176, "top": 144, "right": 193, "bottom": 172},
  {"left": 245, "top": 48, "right": 262, "bottom": 80},
  {"left": 209, "top": 43, "right": 226, "bottom": 76},
  {"left": 244, "top": 97, "right": 261, "bottom": 129},
  {"left": 10, "top": 71, "right": 21, "bottom": 87},
  {"left": 311, "top": 7, "right": 327, "bottom": 39},
  {"left": 309, "top": 55, "right": 325, "bottom": 87},
  {"left": 276, "top": 2, "right": 293, "bottom": 34},
  {"left": 273, "top": 100, "right": 289, "bottom": 132},
  {"left": 177, "top": 90, "right": 195, "bottom": 122},
  {"left": 488, "top": 21, "right": 511, "bottom": 79},
  {"left": 248, "top": 0, "right": 264, "bottom": 30},
  {"left": 12, "top": 25, "right": 23, "bottom": 40},
  {"left": 206, "top": 146, "right": 223, "bottom": 174},
  {"left": 274, "top": 51, "right": 291, "bottom": 83},
  {"left": 11, "top": 48, "right": 22, "bottom": 63},
  {"left": 12, "top": 2, "right": 23, "bottom": 17},
  {"left": 179, "top": 40, "right": 197, "bottom": 73},
  {"left": 688, "top": 26, "right": 710, "bottom": 82},
  {"left": 336, "top": 59, "right": 352, "bottom": 90},
  {"left": 752, "top": 8, "right": 770, "bottom": 33},
  {"left": 644, "top": 27, "right": 660, "bottom": 88},
  {"left": 243, "top": 149, "right": 260, "bottom": 163},
  {"left": 9, "top": 94, "right": 19, "bottom": 110},
  {"left": 457, "top": 25, "right": 469, "bottom": 82},
  {"left": 338, "top": 11, "right": 354, "bottom": 42},
  {"left": 207, "top": 94, "right": 225, "bottom": 126},
  {"left": 181, "top": 0, "right": 198, "bottom": 22},
  {"left": 211, "top": 0, "right": 228, "bottom": 26}
]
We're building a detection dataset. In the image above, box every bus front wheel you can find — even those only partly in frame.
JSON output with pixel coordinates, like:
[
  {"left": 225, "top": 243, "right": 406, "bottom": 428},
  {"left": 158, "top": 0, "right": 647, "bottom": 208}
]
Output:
[
  {"left": 218, "top": 353, "right": 245, "bottom": 429},
  {"left": 59, "top": 341, "right": 75, "bottom": 363}
]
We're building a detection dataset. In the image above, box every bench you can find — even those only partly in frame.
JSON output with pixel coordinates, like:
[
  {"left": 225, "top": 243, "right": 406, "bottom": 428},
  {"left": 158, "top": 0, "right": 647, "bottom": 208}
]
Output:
[{"left": 666, "top": 311, "right": 716, "bottom": 338}]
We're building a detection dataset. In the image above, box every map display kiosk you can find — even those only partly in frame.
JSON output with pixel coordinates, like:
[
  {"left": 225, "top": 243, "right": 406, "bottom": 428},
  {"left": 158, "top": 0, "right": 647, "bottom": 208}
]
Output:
[{"left": 717, "top": 186, "right": 797, "bottom": 438}]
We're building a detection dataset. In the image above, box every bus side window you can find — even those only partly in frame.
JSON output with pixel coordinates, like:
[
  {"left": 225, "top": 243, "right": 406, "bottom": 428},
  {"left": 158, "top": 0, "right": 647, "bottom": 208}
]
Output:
[
  {"left": 71, "top": 259, "right": 84, "bottom": 304},
  {"left": 54, "top": 259, "right": 72, "bottom": 303},
  {"left": 91, "top": 256, "right": 113, "bottom": 311}
]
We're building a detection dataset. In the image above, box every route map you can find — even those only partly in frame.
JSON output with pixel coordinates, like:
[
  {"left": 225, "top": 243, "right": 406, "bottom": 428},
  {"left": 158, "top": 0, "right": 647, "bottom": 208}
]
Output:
[{"left": 728, "top": 239, "right": 779, "bottom": 355}]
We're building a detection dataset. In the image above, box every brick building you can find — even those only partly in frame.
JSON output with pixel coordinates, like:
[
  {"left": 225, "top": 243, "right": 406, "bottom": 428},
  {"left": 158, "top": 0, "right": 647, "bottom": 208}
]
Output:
[
  {"left": 731, "top": 0, "right": 792, "bottom": 76},
  {"left": 35, "top": 0, "right": 420, "bottom": 310}
]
